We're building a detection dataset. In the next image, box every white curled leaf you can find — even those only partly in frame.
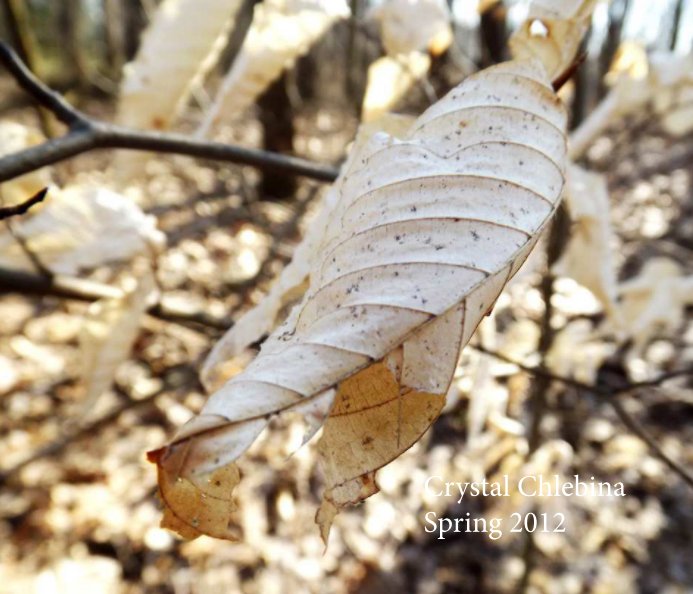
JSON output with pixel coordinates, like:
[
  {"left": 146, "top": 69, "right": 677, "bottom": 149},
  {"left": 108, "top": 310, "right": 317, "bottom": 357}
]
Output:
[
  {"left": 553, "top": 164, "right": 620, "bottom": 319},
  {"left": 114, "top": 0, "right": 243, "bottom": 178},
  {"left": 369, "top": 0, "right": 452, "bottom": 57},
  {"left": 116, "top": 0, "right": 242, "bottom": 131},
  {"left": 571, "top": 47, "right": 693, "bottom": 157},
  {"left": 0, "top": 121, "right": 52, "bottom": 207},
  {"left": 362, "top": 0, "right": 452, "bottom": 123},
  {"left": 0, "top": 186, "right": 165, "bottom": 275},
  {"left": 150, "top": 55, "right": 571, "bottom": 542},
  {"left": 79, "top": 265, "right": 156, "bottom": 414},
  {"left": 509, "top": 0, "right": 597, "bottom": 81},
  {"left": 615, "top": 258, "right": 693, "bottom": 355},
  {"left": 361, "top": 52, "right": 431, "bottom": 123},
  {"left": 198, "top": 0, "right": 349, "bottom": 136},
  {"left": 526, "top": 0, "right": 596, "bottom": 21}
]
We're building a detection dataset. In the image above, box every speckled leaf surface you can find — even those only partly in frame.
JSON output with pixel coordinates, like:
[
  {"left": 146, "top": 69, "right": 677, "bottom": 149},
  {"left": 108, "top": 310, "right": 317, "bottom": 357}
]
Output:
[{"left": 149, "top": 55, "right": 570, "bottom": 540}]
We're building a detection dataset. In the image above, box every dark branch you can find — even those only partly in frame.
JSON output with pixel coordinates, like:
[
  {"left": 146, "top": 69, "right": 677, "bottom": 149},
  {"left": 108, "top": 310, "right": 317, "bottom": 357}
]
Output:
[
  {"left": 472, "top": 344, "right": 693, "bottom": 490},
  {"left": 0, "top": 365, "right": 197, "bottom": 486},
  {"left": 0, "top": 42, "right": 340, "bottom": 184},
  {"left": 0, "top": 266, "right": 232, "bottom": 331},
  {"left": 0, "top": 186, "right": 47, "bottom": 220},
  {"left": 0, "top": 43, "right": 85, "bottom": 126},
  {"left": 552, "top": 51, "right": 587, "bottom": 92}
]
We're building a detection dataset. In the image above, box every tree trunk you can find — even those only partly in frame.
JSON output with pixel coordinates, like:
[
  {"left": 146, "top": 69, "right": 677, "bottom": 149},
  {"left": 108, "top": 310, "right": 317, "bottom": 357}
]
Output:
[
  {"left": 669, "top": 0, "right": 685, "bottom": 51},
  {"left": 58, "top": 0, "right": 89, "bottom": 88},
  {"left": 598, "top": 0, "right": 630, "bottom": 98},
  {"left": 0, "top": 0, "right": 40, "bottom": 73},
  {"left": 104, "top": 0, "right": 126, "bottom": 79},
  {"left": 258, "top": 72, "right": 296, "bottom": 200},
  {"left": 479, "top": 1, "right": 507, "bottom": 67},
  {"left": 123, "top": 0, "right": 147, "bottom": 61}
]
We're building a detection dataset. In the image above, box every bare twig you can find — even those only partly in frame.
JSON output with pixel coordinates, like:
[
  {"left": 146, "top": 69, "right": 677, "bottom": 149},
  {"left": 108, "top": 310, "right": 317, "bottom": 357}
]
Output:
[
  {"left": 0, "top": 266, "right": 232, "bottom": 331},
  {"left": 0, "top": 42, "right": 340, "bottom": 184},
  {"left": 1, "top": 187, "right": 53, "bottom": 274},
  {"left": 0, "top": 186, "right": 47, "bottom": 220},
  {"left": 471, "top": 344, "right": 693, "bottom": 490},
  {"left": 552, "top": 51, "right": 587, "bottom": 92},
  {"left": 517, "top": 209, "right": 566, "bottom": 594},
  {"left": 608, "top": 396, "right": 693, "bottom": 490},
  {"left": 0, "top": 365, "right": 197, "bottom": 486}
]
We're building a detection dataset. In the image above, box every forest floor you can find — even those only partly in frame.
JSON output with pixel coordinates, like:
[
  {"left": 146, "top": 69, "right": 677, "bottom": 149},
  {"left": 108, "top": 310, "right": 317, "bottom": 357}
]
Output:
[{"left": 0, "top": 87, "right": 692, "bottom": 594}]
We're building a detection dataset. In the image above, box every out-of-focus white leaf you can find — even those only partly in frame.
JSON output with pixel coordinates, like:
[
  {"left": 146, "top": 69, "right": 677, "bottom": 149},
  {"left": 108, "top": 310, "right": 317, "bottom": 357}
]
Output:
[
  {"left": 201, "top": 114, "right": 415, "bottom": 391},
  {"left": 509, "top": 0, "right": 597, "bottom": 81},
  {"left": 571, "top": 47, "right": 693, "bottom": 157},
  {"left": 361, "top": 0, "right": 452, "bottom": 122},
  {"left": 198, "top": 0, "right": 349, "bottom": 136},
  {"left": 650, "top": 52, "right": 693, "bottom": 136},
  {"left": 527, "top": 0, "right": 596, "bottom": 21},
  {"left": 616, "top": 258, "right": 693, "bottom": 355},
  {"left": 79, "top": 265, "right": 156, "bottom": 414},
  {"left": 361, "top": 52, "right": 431, "bottom": 123},
  {"left": 0, "top": 186, "right": 165, "bottom": 275},
  {"left": 546, "top": 320, "right": 615, "bottom": 383},
  {"left": 152, "top": 56, "right": 570, "bottom": 541},
  {"left": 0, "top": 121, "right": 52, "bottom": 206},
  {"left": 369, "top": 0, "right": 452, "bottom": 57},
  {"left": 116, "top": 0, "right": 242, "bottom": 131},
  {"left": 114, "top": 0, "right": 243, "bottom": 178},
  {"left": 553, "top": 164, "right": 620, "bottom": 319}
]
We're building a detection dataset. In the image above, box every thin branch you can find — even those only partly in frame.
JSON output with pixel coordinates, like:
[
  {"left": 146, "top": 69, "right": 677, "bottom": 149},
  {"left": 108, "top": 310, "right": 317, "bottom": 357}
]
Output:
[
  {"left": 0, "top": 366, "right": 197, "bottom": 486},
  {"left": 0, "top": 266, "right": 232, "bottom": 331},
  {"left": 0, "top": 186, "right": 47, "bottom": 220},
  {"left": 517, "top": 208, "right": 567, "bottom": 594},
  {"left": 1, "top": 187, "right": 53, "bottom": 275},
  {"left": 552, "top": 51, "right": 587, "bottom": 93},
  {"left": 608, "top": 396, "right": 693, "bottom": 490},
  {"left": 4, "top": 220, "right": 53, "bottom": 276},
  {"left": 0, "top": 42, "right": 340, "bottom": 184},
  {"left": 471, "top": 344, "right": 693, "bottom": 490}
]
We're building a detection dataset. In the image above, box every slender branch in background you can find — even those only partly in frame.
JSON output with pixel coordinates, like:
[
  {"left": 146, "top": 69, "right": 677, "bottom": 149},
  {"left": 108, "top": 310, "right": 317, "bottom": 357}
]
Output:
[
  {"left": 0, "top": 366, "right": 197, "bottom": 486},
  {"left": 518, "top": 204, "right": 571, "bottom": 594},
  {"left": 472, "top": 344, "right": 693, "bottom": 490},
  {"left": 552, "top": 52, "right": 587, "bottom": 93},
  {"left": 0, "top": 266, "right": 232, "bottom": 331},
  {"left": 0, "top": 42, "right": 340, "bottom": 184},
  {"left": 0, "top": 187, "right": 48, "bottom": 220},
  {"left": 1, "top": 187, "right": 53, "bottom": 275},
  {"left": 4, "top": 220, "right": 53, "bottom": 276}
]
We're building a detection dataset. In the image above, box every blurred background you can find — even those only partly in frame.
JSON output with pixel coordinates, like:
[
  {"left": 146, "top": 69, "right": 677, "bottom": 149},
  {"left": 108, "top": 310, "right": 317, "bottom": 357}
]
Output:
[{"left": 0, "top": 1, "right": 692, "bottom": 593}]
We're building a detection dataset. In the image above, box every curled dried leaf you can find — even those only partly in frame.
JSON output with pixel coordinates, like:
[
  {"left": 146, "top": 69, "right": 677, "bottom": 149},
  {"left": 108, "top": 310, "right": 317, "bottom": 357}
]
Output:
[
  {"left": 0, "top": 186, "right": 165, "bottom": 275},
  {"left": 198, "top": 0, "right": 349, "bottom": 137},
  {"left": 509, "top": 0, "right": 597, "bottom": 80},
  {"left": 151, "top": 55, "right": 570, "bottom": 542},
  {"left": 369, "top": 0, "right": 452, "bottom": 57},
  {"left": 553, "top": 164, "right": 620, "bottom": 320}
]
